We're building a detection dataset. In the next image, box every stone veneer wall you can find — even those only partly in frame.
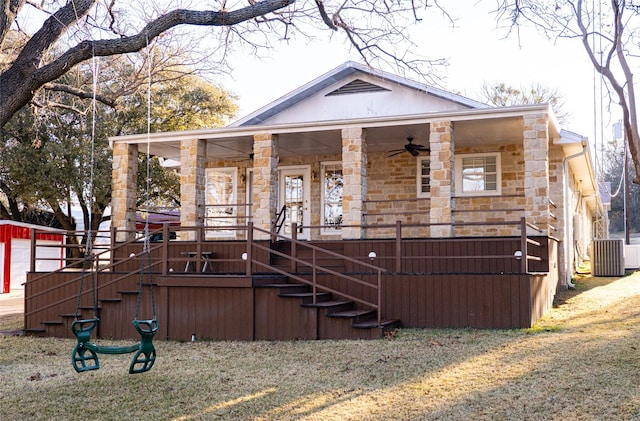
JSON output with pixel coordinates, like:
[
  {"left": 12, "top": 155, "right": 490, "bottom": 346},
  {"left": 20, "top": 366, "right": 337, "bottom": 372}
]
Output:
[
  {"left": 523, "top": 113, "right": 551, "bottom": 234},
  {"left": 112, "top": 142, "right": 138, "bottom": 241},
  {"left": 179, "top": 139, "right": 206, "bottom": 240},
  {"left": 429, "top": 121, "right": 454, "bottom": 237},
  {"left": 196, "top": 122, "right": 554, "bottom": 242},
  {"left": 251, "top": 134, "right": 278, "bottom": 240},
  {"left": 201, "top": 142, "right": 535, "bottom": 240},
  {"left": 341, "top": 128, "right": 367, "bottom": 240},
  {"left": 454, "top": 143, "right": 525, "bottom": 237},
  {"left": 365, "top": 151, "right": 430, "bottom": 238}
]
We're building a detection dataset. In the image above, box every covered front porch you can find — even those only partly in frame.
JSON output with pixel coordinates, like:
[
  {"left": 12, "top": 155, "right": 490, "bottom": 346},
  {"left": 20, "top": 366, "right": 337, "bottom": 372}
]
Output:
[{"left": 112, "top": 107, "right": 557, "bottom": 236}]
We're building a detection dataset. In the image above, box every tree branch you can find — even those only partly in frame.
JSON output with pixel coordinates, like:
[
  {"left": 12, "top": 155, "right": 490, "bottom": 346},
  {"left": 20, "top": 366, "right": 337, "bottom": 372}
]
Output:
[
  {"left": 43, "top": 82, "right": 117, "bottom": 109},
  {"left": 0, "top": 0, "right": 295, "bottom": 127},
  {"left": 0, "top": 0, "right": 26, "bottom": 47}
]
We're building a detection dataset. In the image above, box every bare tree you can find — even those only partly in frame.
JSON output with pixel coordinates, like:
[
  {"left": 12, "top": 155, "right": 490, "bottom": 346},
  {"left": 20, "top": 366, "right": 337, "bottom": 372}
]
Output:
[
  {"left": 494, "top": 0, "right": 640, "bottom": 183},
  {"left": 480, "top": 81, "right": 570, "bottom": 123},
  {"left": 0, "top": 0, "right": 446, "bottom": 130}
]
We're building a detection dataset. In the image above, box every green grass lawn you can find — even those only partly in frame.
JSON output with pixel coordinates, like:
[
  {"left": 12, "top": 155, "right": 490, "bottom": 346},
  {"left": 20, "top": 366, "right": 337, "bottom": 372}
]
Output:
[{"left": 2, "top": 273, "right": 640, "bottom": 420}]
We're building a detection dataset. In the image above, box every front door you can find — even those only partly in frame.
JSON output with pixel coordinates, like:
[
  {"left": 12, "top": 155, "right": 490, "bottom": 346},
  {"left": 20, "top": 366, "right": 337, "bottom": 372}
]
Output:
[{"left": 279, "top": 166, "right": 311, "bottom": 240}]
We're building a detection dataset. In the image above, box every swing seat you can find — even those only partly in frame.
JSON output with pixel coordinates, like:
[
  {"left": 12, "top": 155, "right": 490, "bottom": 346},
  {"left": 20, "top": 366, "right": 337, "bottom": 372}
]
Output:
[
  {"left": 71, "top": 318, "right": 101, "bottom": 372},
  {"left": 71, "top": 318, "right": 158, "bottom": 374},
  {"left": 129, "top": 319, "right": 158, "bottom": 374}
]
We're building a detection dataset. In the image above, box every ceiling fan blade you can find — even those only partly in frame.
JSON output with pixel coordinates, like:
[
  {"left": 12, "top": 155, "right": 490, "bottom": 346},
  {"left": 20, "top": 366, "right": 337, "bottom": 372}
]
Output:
[
  {"left": 388, "top": 151, "right": 405, "bottom": 157},
  {"left": 410, "top": 149, "right": 420, "bottom": 157}
]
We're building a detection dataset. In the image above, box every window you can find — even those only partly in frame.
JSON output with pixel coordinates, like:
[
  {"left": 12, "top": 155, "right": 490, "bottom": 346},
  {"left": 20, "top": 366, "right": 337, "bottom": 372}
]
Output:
[
  {"left": 322, "top": 162, "right": 343, "bottom": 234},
  {"left": 205, "top": 168, "right": 237, "bottom": 237},
  {"left": 455, "top": 152, "right": 501, "bottom": 196},
  {"left": 417, "top": 156, "right": 430, "bottom": 197}
]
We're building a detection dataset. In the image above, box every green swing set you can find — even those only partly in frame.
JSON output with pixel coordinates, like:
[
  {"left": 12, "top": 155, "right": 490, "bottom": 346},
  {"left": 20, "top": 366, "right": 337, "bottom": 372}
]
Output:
[
  {"left": 70, "top": 250, "right": 158, "bottom": 374},
  {"left": 71, "top": 48, "right": 158, "bottom": 374}
]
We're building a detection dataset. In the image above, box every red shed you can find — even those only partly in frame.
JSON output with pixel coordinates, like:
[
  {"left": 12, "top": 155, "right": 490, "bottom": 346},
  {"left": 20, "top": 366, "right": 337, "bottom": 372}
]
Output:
[{"left": 0, "top": 221, "right": 65, "bottom": 293}]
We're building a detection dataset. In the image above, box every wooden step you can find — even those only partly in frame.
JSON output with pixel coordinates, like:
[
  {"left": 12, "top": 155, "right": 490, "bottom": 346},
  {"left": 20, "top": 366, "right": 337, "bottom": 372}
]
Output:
[
  {"left": 117, "top": 290, "right": 140, "bottom": 295},
  {"left": 259, "top": 284, "right": 310, "bottom": 294},
  {"left": 41, "top": 320, "right": 64, "bottom": 326},
  {"left": 328, "top": 309, "right": 376, "bottom": 324},
  {"left": 78, "top": 305, "right": 100, "bottom": 310},
  {"left": 99, "top": 298, "right": 122, "bottom": 303},
  {"left": 278, "top": 292, "right": 331, "bottom": 304},
  {"left": 302, "top": 300, "right": 353, "bottom": 313},
  {"left": 252, "top": 274, "right": 288, "bottom": 286},
  {"left": 24, "top": 327, "right": 46, "bottom": 336},
  {"left": 352, "top": 319, "right": 400, "bottom": 330}
]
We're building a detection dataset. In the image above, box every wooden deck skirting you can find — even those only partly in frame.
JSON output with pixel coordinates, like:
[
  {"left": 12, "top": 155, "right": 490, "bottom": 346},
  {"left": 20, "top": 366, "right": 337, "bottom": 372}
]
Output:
[{"left": 24, "top": 218, "right": 559, "bottom": 340}]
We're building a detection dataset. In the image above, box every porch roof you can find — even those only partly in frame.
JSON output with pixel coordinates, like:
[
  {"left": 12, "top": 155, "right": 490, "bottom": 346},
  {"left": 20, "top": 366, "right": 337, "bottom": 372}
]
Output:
[{"left": 109, "top": 103, "right": 560, "bottom": 163}]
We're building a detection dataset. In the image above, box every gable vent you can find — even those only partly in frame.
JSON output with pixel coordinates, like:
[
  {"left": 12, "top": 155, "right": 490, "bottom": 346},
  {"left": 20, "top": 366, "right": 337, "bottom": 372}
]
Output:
[{"left": 326, "top": 79, "right": 390, "bottom": 96}]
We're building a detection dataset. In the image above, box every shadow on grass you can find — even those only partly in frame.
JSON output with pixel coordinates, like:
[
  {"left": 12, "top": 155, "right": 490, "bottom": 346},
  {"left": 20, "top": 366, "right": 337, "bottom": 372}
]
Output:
[{"left": 552, "top": 271, "right": 636, "bottom": 308}]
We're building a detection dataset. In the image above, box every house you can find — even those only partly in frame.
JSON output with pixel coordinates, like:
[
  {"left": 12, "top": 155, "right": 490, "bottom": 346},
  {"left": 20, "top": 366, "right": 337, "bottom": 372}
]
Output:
[{"left": 24, "top": 62, "right": 606, "bottom": 341}]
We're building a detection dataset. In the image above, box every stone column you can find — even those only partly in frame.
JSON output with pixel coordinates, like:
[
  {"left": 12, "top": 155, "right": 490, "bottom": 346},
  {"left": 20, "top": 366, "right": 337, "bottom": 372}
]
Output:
[
  {"left": 252, "top": 134, "right": 278, "bottom": 240},
  {"left": 429, "top": 121, "right": 454, "bottom": 237},
  {"left": 180, "top": 138, "right": 206, "bottom": 240},
  {"left": 341, "top": 127, "right": 367, "bottom": 240},
  {"left": 523, "top": 113, "right": 550, "bottom": 235},
  {"left": 112, "top": 142, "right": 138, "bottom": 242}
]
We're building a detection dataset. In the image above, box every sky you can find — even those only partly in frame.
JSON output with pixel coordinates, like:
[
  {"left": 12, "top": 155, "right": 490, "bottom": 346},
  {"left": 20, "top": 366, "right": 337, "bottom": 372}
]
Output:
[{"left": 217, "top": 1, "right": 610, "bottom": 151}]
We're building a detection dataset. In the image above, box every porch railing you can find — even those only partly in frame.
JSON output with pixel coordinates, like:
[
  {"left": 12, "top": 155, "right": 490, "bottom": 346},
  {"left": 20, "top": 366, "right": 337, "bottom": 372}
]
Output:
[{"left": 30, "top": 216, "right": 547, "bottom": 278}]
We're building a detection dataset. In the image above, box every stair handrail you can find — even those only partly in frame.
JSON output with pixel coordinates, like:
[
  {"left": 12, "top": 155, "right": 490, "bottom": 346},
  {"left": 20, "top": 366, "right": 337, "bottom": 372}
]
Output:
[
  {"left": 272, "top": 204, "right": 287, "bottom": 241},
  {"left": 247, "top": 222, "right": 386, "bottom": 327}
]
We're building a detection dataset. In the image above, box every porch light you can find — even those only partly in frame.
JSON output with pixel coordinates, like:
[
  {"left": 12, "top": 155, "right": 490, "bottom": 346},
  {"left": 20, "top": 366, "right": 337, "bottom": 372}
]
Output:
[
  {"left": 242, "top": 252, "right": 248, "bottom": 261},
  {"left": 368, "top": 251, "right": 377, "bottom": 261},
  {"left": 514, "top": 250, "right": 523, "bottom": 260}
]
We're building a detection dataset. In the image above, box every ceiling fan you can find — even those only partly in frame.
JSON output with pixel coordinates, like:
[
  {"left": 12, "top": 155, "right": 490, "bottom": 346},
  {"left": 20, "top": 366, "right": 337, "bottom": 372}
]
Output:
[{"left": 388, "top": 137, "right": 429, "bottom": 157}]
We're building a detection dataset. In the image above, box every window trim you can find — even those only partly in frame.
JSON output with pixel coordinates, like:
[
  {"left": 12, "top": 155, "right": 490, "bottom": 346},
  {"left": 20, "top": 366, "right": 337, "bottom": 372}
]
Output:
[
  {"left": 416, "top": 156, "right": 431, "bottom": 198},
  {"left": 454, "top": 152, "right": 502, "bottom": 197},
  {"left": 205, "top": 167, "right": 238, "bottom": 238}
]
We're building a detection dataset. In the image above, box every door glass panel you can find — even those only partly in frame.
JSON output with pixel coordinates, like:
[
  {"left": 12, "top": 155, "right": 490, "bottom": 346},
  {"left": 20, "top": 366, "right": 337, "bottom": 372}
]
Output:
[
  {"left": 323, "top": 163, "right": 343, "bottom": 232},
  {"left": 284, "top": 174, "right": 304, "bottom": 236}
]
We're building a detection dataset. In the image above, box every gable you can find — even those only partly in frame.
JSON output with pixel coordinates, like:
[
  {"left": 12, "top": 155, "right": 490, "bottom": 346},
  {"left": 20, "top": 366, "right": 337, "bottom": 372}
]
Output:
[{"left": 231, "top": 61, "right": 487, "bottom": 127}]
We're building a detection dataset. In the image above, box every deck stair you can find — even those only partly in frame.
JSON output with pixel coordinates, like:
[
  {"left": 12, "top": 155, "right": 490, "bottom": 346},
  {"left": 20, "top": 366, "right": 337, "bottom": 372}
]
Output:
[
  {"left": 255, "top": 279, "right": 398, "bottom": 340},
  {"left": 26, "top": 286, "right": 153, "bottom": 341}
]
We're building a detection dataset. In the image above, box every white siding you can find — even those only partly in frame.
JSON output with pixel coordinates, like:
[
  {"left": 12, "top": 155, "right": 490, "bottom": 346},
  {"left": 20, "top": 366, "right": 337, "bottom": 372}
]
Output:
[{"left": 261, "top": 74, "right": 469, "bottom": 125}]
